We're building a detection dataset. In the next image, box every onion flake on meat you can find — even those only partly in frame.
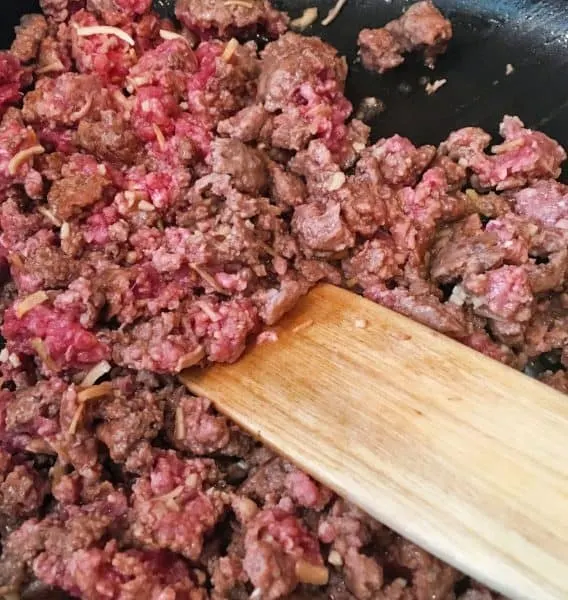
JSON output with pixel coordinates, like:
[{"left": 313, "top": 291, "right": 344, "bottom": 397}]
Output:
[{"left": 75, "top": 25, "right": 136, "bottom": 46}]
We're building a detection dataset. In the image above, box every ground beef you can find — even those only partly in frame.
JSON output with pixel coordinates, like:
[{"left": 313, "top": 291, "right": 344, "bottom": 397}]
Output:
[
  {"left": 48, "top": 172, "right": 110, "bottom": 221},
  {"left": 130, "top": 451, "right": 227, "bottom": 559},
  {"left": 358, "top": 1, "right": 452, "bottom": 74},
  {"left": 36, "top": 540, "right": 206, "bottom": 600},
  {"left": 243, "top": 507, "right": 324, "bottom": 599},
  {"left": 40, "top": 0, "right": 83, "bottom": 23},
  {"left": 0, "top": 2, "right": 561, "bottom": 600},
  {"left": 259, "top": 32, "right": 347, "bottom": 112},
  {"left": 94, "top": 374, "right": 166, "bottom": 465},
  {"left": 76, "top": 110, "right": 141, "bottom": 165},
  {"left": 11, "top": 15, "right": 49, "bottom": 64},
  {"left": 209, "top": 137, "right": 267, "bottom": 194},
  {"left": 0, "top": 450, "right": 48, "bottom": 518},
  {"left": 0, "top": 52, "right": 30, "bottom": 118},
  {"left": 439, "top": 116, "right": 567, "bottom": 191},
  {"left": 86, "top": 0, "right": 152, "bottom": 25},
  {"left": 258, "top": 33, "right": 353, "bottom": 156},
  {"left": 293, "top": 202, "right": 355, "bottom": 255},
  {"left": 218, "top": 103, "right": 270, "bottom": 142},
  {"left": 175, "top": 0, "right": 289, "bottom": 39},
  {"left": 167, "top": 392, "right": 231, "bottom": 455}
]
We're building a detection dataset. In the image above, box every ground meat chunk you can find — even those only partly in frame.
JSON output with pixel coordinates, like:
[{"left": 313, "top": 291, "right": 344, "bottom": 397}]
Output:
[
  {"left": 430, "top": 215, "right": 511, "bottom": 284},
  {"left": 15, "top": 245, "right": 79, "bottom": 293},
  {"left": 358, "top": 1, "right": 452, "bottom": 73},
  {"left": 0, "top": 52, "right": 29, "bottom": 117},
  {"left": 130, "top": 451, "right": 227, "bottom": 559},
  {"left": 258, "top": 33, "right": 347, "bottom": 113},
  {"left": 112, "top": 297, "right": 259, "bottom": 373},
  {"left": 243, "top": 507, "right": 325, "bottom": 599},
  {"left": 318, "top": 499, "right": 384, "bottom": 600},
  {"left": 539, "top": 370, "right": 568, "bottom": 393},
  {"left": 218, "top": 104, "right": 270, "bottom": 142},
  {"left": 460, "top": 265, "right": 534, "bottom": 322},
  {"left": 175, "top": 0, "right": 288, "bottom": 39},
  {"left": 440, "top": 116, "right": 567, "bottom": 191},
  {"left": 3, "top": 304, "right": 110, "bottom": 371},
  {"left": 254, "top": 279, "right": 308, "bottom": 325},
  {"left": 39, "top": 0, "right": 78, "bottom": 23},
  {"left": 35, "top": 539, "right": 206, "bottom": 600},
  {"left": 76, "top": 110, "right": 142, "bottom": 164},
  {"left": 509, "top": 179, "right": 568, "bottom": 229},
  {"left": 23, "top": 72, "right": 108, "bottom": 129},
  {"left": 336, "top": 177, "right": 390, "bottom": 237},
  {"left": 209, "top": 137, "right": 267, "bottom": 194},
  {"left": 357, "top": 135, "right": 436, "bottom": 188},
  {"left": 386, "top": 537, "right": 461, "bottom": 600},
  {"left": 11, "top": 15, "right": 48, "bottom": 64},
  {"left": 187, "top": 40, "right": 260, "bottom": 128},
  {"left": 36, "top": 33, "right": 72, "bottom": 77},
  {"left": 86, "top": 0, "right": 152, "bottom": 25},
  {"left": 127, "top": 38, "right": 198, "bottom": 96},
  {"left": 94, "top": 375, "right": 165, "bottom": 465},
  {"left": 70, "top": 10, "right": 138, "bottom": 84},
  {"left": 366, "top": 286, "right": 468, "bottom": 337},
  {"left": 293, "top": 202, "right": 355, "bottom": 255},
  {"left": 167, "top": 393, "right": 231, "bottom": 456},
  {"left": 47, "top": 172, "right": 109, "bottom": 220},
  {"left": 268, "top": 162, "right": 307, "bottom": 208},
  {"left": 343, "top": 236, "right": 403, "bottom": 288},
  {"left": 1, "top": 486, "right": 128, "bottom": 595},
  {"left": 0, "top": 451, "right": 48, "bottom": 518},
  {"left": 0, "top": 109, "right": 44, "bottom": 196}
]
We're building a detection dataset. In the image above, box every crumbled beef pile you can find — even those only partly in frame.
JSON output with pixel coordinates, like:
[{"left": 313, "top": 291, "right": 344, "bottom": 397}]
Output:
[
  {"left": 0, "top": 0, "right": 564, "bottom": 598},
  {"left": 358, "top": 0, "right": 452, "bottom": 73}
]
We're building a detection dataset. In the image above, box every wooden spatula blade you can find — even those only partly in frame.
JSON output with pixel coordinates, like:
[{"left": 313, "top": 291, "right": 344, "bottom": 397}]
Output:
[{"left": 181, "top": 284, "right": 568, "bottom": 600}]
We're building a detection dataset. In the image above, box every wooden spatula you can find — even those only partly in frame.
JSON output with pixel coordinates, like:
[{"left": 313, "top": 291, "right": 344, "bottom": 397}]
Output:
[{"left": 181, "top": 284, "right": 568, "bottom": 600}]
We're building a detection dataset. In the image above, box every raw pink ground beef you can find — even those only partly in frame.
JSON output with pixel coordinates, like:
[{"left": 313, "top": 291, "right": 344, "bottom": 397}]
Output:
[{"left": 0, "top": 1, "right": 564, "bottom": 600}]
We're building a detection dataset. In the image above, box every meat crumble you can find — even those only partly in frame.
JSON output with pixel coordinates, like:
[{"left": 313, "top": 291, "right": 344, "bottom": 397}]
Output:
[
  {"left": 358, "top": 1, "right": 452, "bottom": 73},
  {"left": 0, "top": 1, "right": 564, "bottom": 600}
]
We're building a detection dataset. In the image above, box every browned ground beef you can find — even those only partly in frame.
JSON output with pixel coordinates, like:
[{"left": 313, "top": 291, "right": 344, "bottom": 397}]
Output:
[
  {"left": 0, "top": 1, "right": 564, "bottom": 599},
  {"left": 358, "top": 1, "right": 453, "bottom": 73}
]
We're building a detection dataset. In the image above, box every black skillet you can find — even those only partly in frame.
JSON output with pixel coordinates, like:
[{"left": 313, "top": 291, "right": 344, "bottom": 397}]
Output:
[{"left": 0, "top": 1, "right": 567, "bottom": 598}]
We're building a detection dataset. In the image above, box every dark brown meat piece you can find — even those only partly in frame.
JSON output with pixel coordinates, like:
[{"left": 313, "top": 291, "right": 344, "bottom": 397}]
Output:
[
  {"left": 94, "top": 375, "right": 166, "bottom": 465},
  {"left": 18, "top": 245, "right": 79, "bottom": 293},
  {"left": 47, "top": 172, "right": 109, "bottom": 221},
  {"left": 11, "top": 15, "right": 48, "bottom": 64},
  {"left": 386, "top": 537, "right": 461, "bottom": 600},
  {"left": 430, "top": 215, "right": 511, "bottom": 284},
  {"left": 358, "top": 1, "right": 452, "bottom": 73},
  {"left": 76, "top": 110, "right": 142, "bottom": 164}
]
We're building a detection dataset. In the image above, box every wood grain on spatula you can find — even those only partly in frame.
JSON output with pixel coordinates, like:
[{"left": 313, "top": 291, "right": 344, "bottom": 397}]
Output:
[{"left": 181, "top": 284, "right": 568, "bottom": 600}]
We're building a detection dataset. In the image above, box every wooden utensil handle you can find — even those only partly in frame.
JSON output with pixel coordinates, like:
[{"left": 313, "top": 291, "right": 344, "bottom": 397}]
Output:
[{"left": 182, "top": 284, "right": 568, "bottom": 600}]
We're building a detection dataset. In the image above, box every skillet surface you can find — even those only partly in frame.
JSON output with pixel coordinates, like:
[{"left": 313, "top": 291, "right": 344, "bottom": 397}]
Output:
[{"left": 4, "top": 0, "right": 568, "bottom": 149}]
